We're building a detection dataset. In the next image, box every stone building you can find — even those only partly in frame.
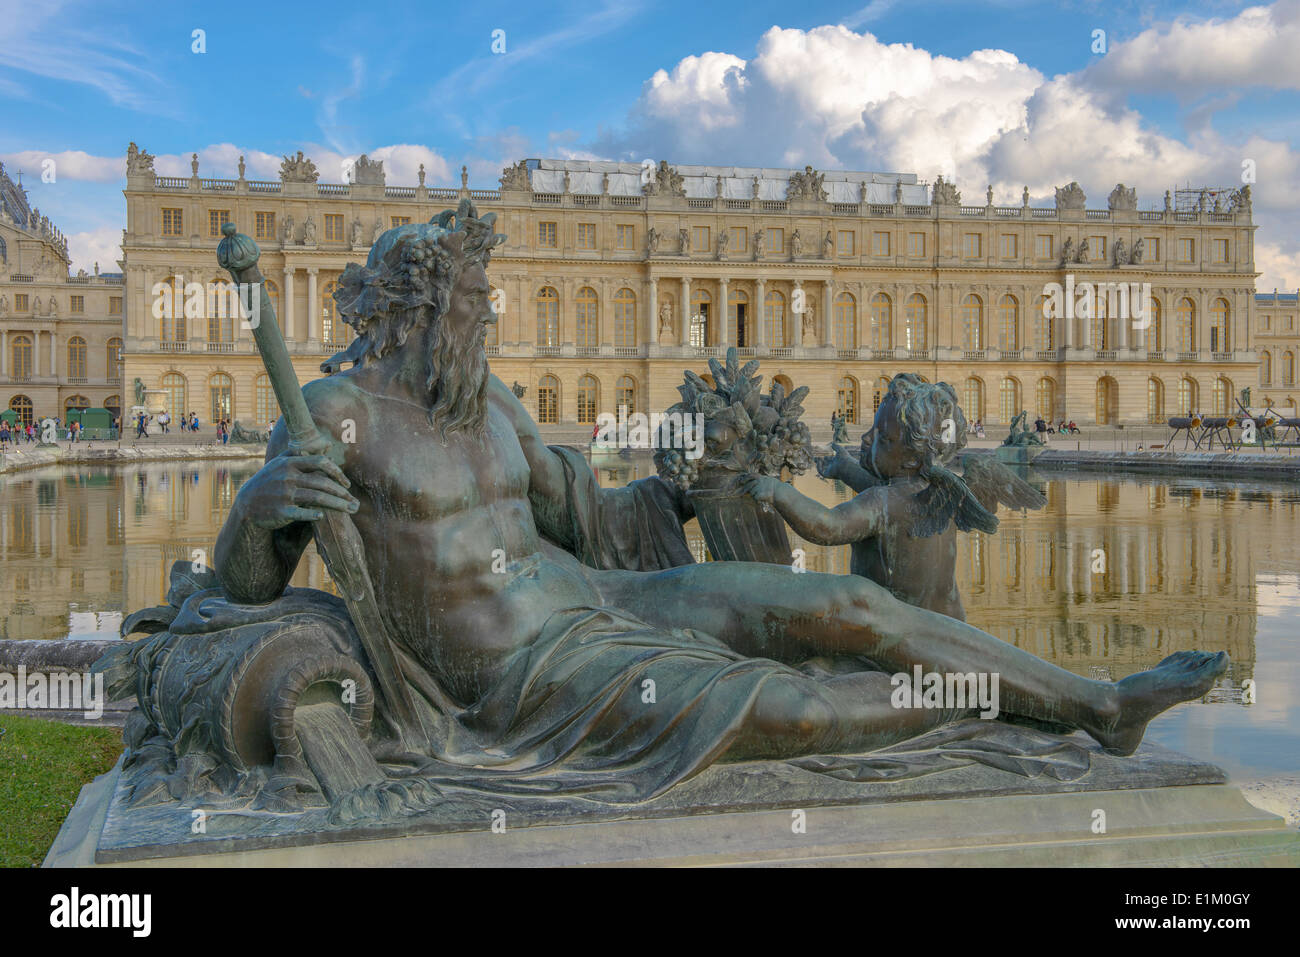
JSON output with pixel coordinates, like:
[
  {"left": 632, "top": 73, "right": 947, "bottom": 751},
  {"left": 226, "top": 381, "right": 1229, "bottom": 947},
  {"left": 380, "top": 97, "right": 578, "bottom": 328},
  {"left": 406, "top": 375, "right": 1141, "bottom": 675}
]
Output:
[
  {"left": 1254, "top": 290, "right": 1299, "bottom": 415},
  {"left": 121, "top": 149, "right": 1262, "bottom": 433},
  {"left": 1, "top": 163, "right": 125, "bottom": 427}
]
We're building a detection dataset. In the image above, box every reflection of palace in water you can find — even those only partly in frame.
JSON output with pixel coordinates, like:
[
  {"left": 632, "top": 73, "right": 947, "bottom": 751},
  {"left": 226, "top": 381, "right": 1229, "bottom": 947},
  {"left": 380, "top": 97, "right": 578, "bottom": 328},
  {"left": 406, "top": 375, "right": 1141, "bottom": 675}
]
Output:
[{"left": 1, "top": 460, "right": 1295, "bottom": 691}]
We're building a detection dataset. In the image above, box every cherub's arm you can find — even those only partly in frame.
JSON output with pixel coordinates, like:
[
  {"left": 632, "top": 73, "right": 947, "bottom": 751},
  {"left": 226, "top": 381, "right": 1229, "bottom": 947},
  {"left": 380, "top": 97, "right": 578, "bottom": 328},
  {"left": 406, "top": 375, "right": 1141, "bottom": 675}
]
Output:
[
  {"left": 739, "top": 474, "right": 885, "bottom": 546},
  {"left": 815, "top": 443, "right": 879, "bottom": 493}
]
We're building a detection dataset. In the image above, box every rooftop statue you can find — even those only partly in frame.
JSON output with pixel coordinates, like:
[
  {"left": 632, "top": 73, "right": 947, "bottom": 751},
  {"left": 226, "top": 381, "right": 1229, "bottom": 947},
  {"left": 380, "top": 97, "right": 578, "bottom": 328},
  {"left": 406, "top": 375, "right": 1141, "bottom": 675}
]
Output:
[
  {"left": 499, "top": 160, "right": 530, "bottom": 191},
  {"left": 642, "top": 160, "right": 686, "bottom": 198},
  {"left": 126, "top": 142, "right": 155, "bottom": 176},
  {"left": 1108, "top": 184, "right": 1137, "bottom": 212},
  {"left": 97, "top": 205, "right": 1228, "bottom": 825},
  {"left": 1055, "top": 181, "right": 1087, "bottom": 210},
  {"left": 280, "top": 150, "right": 319, "bottom": 184},
  {"left": 931, "top": 175, "right": 960, "bottom": 206},
  {"left": 787, "top": 166, "right": 827, "bottom": 201}
]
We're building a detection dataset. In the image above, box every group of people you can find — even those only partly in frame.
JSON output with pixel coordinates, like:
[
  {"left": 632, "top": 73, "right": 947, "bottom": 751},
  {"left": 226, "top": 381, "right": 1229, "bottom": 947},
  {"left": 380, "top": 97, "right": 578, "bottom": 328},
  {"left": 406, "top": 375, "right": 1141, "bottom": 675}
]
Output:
[
  {"left": 134, "top": 410, "right": 203, "bottom": 438},
  {"left": 0, "top": 420, "right": 34, "bottom": 449}
]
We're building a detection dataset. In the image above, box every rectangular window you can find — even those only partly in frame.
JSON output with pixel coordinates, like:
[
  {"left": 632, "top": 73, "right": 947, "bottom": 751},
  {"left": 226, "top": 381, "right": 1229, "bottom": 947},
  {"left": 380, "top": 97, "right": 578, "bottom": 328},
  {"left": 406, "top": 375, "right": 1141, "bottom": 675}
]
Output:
[
  {"left": 255, "top": 211, "right": 276, "bottom": 239},
  {"left": 1213, "top": 238, "right": 1229, "bottom": 263},
  {"left": 391, "top": 216, "right": 411, "bottom": 228},
  {"left": 109, "top": 297, "right": 123, "bottom": 315},
  {"left": 1089, "top": 236, "right": 1106, "bottom": 261},
  {"left": 208, "top": 209, "right": 230, "bottom": 238},
  {"left": 578, "top": 223, "right": 597, "bottom": 250},
  {"left": 872, "top": 231, "right": 890, "bottom": 257},
  {"left": 1178, "top": 238, "right": 1195, "bottom": 262},
  {"left": 963, "top": 233, "right": 982, "bottom": 259},
  {"left": 767, "top": 227, "right": 783, "bottom": 254},
  {"left": 70, "top": 295, "right": 84, "bottom": 314},
  {"left": 161, "top": 208, "right": 183, "bottom": 237},
  {"left": 908, "top": 232, "right": 926, "bottom": 257},
  {"left": 837, "top": 230, "right": 854, "bottom": 256},
  {"left": 324, "top": 214, "right": 344, "bottom": 241},
  {"left": 692, "top": 226, "right": 709, "bottom": 253},
  {"left": 1262, "top": 314, "right": 1272, "bottom": 331},
  {"left": 1000, "top": 234, "right": 1017, "bottom": 258},
  {"left": 538, "top": 221, "right": 558, "bottom": 248},
  {"left": 733, "top": 227, "right": 748, "bottom": 252},
  {"left": 1144, "top": 237, "right": 1160, "bottom": 260},
  {"left": 1036, "top": 235, "right": 1053, "bottom": 260},
  {"left": 15, "top": 294, "right": 28, "bottom": 312},
  {"left": 616, "top": 224, "right": 635, "bottom": 250}
]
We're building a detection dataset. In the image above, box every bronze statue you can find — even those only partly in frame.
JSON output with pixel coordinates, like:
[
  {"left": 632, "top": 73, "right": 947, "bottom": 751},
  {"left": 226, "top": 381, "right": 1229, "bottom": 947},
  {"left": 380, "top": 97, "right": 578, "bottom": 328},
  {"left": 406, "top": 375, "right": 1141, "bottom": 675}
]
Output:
[{"left": 98, "top": 204, "right": 1228, "bottom": 823}]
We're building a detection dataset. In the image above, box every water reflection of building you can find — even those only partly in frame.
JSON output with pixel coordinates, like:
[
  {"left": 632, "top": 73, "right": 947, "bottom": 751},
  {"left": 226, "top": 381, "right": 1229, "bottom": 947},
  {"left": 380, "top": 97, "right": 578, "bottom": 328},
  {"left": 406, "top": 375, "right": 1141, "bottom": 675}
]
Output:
[
  {"left": 779, "top": 468, "right": 1285, "bottom": 682},
  {"left": 0, "top": 461, "right": 1290, "bottom": 689}
]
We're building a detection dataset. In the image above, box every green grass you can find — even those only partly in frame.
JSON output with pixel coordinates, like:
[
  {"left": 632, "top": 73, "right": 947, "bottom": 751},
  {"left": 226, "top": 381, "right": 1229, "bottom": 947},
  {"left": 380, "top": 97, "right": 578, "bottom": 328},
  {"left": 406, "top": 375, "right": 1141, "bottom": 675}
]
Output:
[{"left": 0, "top": 715, "right": 123, "bottom": 867}]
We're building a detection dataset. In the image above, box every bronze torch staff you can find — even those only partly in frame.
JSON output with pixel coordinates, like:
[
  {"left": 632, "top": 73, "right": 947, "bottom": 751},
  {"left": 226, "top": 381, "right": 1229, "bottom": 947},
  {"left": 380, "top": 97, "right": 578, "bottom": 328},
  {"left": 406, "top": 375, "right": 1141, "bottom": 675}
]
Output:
[{"left": 216, "top": 223, "right": 433, "bottom": 750}]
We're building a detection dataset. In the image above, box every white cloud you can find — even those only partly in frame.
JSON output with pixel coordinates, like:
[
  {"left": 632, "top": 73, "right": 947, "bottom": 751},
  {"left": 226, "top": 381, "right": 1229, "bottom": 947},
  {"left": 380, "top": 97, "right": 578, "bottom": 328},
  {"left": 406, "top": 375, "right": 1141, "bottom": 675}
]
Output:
[{"left": 65, "top": 225, "right": 122, "bottom": 275}]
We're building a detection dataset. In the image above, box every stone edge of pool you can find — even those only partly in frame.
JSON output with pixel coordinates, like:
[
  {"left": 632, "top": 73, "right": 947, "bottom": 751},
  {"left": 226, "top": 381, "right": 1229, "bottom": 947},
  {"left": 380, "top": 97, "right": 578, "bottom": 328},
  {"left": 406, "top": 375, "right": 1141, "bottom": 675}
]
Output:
[
  {"left": 969, "top": 446, "right": 1300, "bottom": 481},
  {"left": 0, "top": 444, "right": 267, "bottom": 475}
]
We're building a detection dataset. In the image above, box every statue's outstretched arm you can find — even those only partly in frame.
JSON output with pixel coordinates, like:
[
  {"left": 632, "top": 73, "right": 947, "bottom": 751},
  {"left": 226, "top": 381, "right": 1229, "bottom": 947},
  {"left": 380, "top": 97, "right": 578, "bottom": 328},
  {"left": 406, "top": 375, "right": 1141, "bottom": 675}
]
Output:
[{"left": 743, "top": 475, "right": 885, "bottom": 546}]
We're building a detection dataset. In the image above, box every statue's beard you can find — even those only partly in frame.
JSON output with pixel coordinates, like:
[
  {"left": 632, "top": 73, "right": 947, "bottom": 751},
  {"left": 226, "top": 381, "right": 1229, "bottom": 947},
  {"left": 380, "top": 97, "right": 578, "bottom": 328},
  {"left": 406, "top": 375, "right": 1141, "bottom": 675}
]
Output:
[{"left": 426, "top": 318, "right": 489, "bottom": 438}]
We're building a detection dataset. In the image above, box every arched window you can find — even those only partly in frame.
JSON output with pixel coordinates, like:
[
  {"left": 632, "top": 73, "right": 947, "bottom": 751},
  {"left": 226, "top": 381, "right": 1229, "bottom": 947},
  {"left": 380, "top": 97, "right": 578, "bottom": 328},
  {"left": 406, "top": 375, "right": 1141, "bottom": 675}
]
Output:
[
  {"left": 65, "top": 394, "right": 89, "bottom": 416},
  {"left": 537, "top": 374, "right": 559, "bottom": 424},
  {"left": 1212, "top": 377, "right": 1231, "bottom": 416},
  {"left": 1147, "top": 378, "right": 1164, "bottom": 423},
  {"left": 575, "top": 286, "right": 598, "bottom": 349},
  {"left": 691, "top": 288, "right": 712, "bottom": 348},
  {"left": 103, "top": 395, "right": 121, "bottom": 423},
  {"left": 905, "top": 294, "right": 927, "bottom": 351},
  {"left": 998, "top": 377, "right": 1019, "bottom": 423},
  {"left": 10, "top": 334, "right": 32, "bottom": 381},
  {"left": 834, "top": 292, "right": 857, "bottom": 349},
  {"left": 577, "top": 374, "right": 598, "bottom": 425},
  {"left": 322, "top": 280, "right": 346, "bottom": 347},
  {"left": 1262, "top": 351, "right": 1273, "bottom": 385},
  {"left": 1177, "top": 377, "right": 1198, "bottom": 414},
  {"left": 255, "top": 374, "right": 279, "bottom": 427},
  {"left": 965, "top": 378, "right": 985, "bottom": 422},
  {"left": 872, "top": 376, "right": 890, "bottom": 416},
  {"left": 1036, "top": 377, "right": 1055, "bottom": 421},
  {"left": 1096, "top": 377, "right": 1118, "bottom": 425},
  {"left": 764, "top": 290, "right": 785, "bottom": 347},
  {"left": 999, "top": 295, "right": 1019, "bottom": 350},
  {"left": 152, "top": 276, "right": 184, "bottom": 342},
  {"left": 207, "top": 277, "right": 235, "bottom": 343},
  {"left": 1034, "top": 294, "right": 1054, "bottom": 351},
  {"left": 209, "top": 372, "right": 233, "bottom": 422},
  {"left": 66, "top": 336, "right": 87, "bottom": 379},
  {"left": 613, "top": 288, "right": 636, "bottom": 349},
  {"left": 1283, "top": 351, "right": 1295, "bottom": 387},
  {"left": 838, "top": 376, "right": 859, "bottom": 424},
  {"left": 1176, "top": 298, "right": 1196, "bottom": 352},
  {"left": 536, "top": 287, "right": 559, "bottom": 347},
  {"left": 107, "top": 337, "right": 123, "bottom": 381},
  {"left": 161, "top": 372, "right": 187, "bottom": 418},
  {"left": 615, "top": 375, "right": 636, "bottom": 415},
  {"left": 962, "top": 295, "right": 983, "bottom": 350},
  {"left": 1210, "top": 298, "right": 1229, "bottom": 353},
  {"left": 1144, "top": 298, "right": 1162, "bottom": 351},
  {"left": 869, "top": 293, "right": 891, "bottom": 349},
  {"left": 729, "top": 288, "right": 749, "bottom": 347},
  {"left": 8, "top": 394, "right": 33, "bottom": 427}
]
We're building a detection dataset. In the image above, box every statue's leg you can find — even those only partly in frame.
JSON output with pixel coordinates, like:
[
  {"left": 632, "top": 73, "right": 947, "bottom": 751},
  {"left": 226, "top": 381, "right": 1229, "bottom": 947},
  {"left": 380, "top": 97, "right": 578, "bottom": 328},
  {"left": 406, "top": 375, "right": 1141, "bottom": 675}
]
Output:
[{"left": 598, "top": 563, "right": 1225, "bottom": 755}]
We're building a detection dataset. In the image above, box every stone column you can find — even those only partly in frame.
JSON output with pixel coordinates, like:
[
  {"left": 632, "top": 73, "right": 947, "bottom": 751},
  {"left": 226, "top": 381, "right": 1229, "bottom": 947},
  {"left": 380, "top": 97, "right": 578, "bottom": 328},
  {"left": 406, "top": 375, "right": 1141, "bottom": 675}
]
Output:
[
  {"left": 33, "top": 332, "right": 40, "bottom": 378},
  {"left": 755, "top": 278, "right": 766, "bottom": 347},
  {"left": 282, "top": 267, "right": 296, "bottom": 341},
  {"left": 0, "top": 330, "right": 6, "bottom": 376},
  {"left": 791, "top": 279, "right": 804, "bottom": 347},
  {"left": 718, "top": 278, "right": 730, "bottom": 347},
  {"left": 680, "top": 276, "right": 691, "bottom": 347},
  {"left": 306, "top": 268, "right": 319, "bottom": 343},
  {"left": 49, "top": 331, "right": 58, "bottom": 377},
  {"left": 823, "top": 280, "right": 834, "bottom": 348}
]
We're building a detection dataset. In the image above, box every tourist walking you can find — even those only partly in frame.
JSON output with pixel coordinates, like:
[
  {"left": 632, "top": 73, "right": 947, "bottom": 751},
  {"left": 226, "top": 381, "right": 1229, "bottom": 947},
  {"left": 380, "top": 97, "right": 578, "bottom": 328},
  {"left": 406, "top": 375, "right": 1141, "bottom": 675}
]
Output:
[{"left": 0, "top": 421, "right": 11, "bottom": 451}]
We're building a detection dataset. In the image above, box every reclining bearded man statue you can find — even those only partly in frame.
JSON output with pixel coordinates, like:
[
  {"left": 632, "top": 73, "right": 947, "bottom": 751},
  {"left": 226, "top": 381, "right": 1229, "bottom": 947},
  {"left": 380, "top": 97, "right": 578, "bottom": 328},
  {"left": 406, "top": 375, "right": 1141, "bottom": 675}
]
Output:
[{"left": 99, "top": 202, "right": 1227, "bottom": 824}]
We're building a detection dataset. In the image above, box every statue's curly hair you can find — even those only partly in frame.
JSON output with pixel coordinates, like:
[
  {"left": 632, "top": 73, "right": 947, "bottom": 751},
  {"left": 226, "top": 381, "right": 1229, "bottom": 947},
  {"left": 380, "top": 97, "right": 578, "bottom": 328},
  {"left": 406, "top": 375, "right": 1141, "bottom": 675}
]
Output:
[
  {"left": 883, "top": 373, "right": 968, "bottom": 470},
  {"left": 331, "top": 200, "right": 505, "bottom": 365}
]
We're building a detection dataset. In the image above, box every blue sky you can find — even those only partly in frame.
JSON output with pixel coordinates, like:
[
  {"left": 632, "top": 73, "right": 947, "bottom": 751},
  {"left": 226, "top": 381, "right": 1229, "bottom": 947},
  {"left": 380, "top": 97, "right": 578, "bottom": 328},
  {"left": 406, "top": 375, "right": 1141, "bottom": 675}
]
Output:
[{"left": 3, "top": 0, "right": 1299, "bottom": 287}]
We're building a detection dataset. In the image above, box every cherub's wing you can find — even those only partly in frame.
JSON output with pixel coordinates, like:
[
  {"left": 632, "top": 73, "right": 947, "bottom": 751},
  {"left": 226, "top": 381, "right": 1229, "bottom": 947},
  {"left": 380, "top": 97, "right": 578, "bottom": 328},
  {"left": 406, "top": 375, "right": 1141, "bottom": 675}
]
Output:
[
  {"left": 911, "top": 467, "right": 1000, "bottom": 538},
  {"left": 959, "top": 453, "right": 1048, "bottom": 515}
]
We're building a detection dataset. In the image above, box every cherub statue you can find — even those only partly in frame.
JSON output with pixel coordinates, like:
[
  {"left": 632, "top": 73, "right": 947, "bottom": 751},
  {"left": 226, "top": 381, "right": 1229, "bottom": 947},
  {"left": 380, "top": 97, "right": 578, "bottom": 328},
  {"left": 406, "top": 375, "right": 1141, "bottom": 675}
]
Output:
[{"left": 745, "top": 374, "right": 1045, "bottom": 621}]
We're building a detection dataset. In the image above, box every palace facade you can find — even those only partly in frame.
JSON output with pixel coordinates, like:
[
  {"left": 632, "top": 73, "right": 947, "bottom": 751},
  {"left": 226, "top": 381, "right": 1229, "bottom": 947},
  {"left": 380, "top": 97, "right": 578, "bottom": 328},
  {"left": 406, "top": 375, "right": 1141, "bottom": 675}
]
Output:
[
  {"left": 1, "top": 163, "right": 125, "bottom": 427},
  {"left": 121, "top": 148, "right": 1277, "bottom": 433}
]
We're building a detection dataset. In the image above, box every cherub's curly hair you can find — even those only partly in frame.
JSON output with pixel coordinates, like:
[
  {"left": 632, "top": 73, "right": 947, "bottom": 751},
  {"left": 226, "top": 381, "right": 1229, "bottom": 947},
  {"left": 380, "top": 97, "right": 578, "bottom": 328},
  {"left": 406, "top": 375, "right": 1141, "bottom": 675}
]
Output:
[{"left": 884, "top": 373, "right": 968, "bottom": 470}]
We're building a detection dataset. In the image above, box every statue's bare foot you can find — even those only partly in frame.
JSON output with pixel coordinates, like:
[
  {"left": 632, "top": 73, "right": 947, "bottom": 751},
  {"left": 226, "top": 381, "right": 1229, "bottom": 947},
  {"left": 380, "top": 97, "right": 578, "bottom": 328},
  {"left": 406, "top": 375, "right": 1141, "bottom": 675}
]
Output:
[{"left": 1093, "top": 651, "right": 1228, "bottom": 756}]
